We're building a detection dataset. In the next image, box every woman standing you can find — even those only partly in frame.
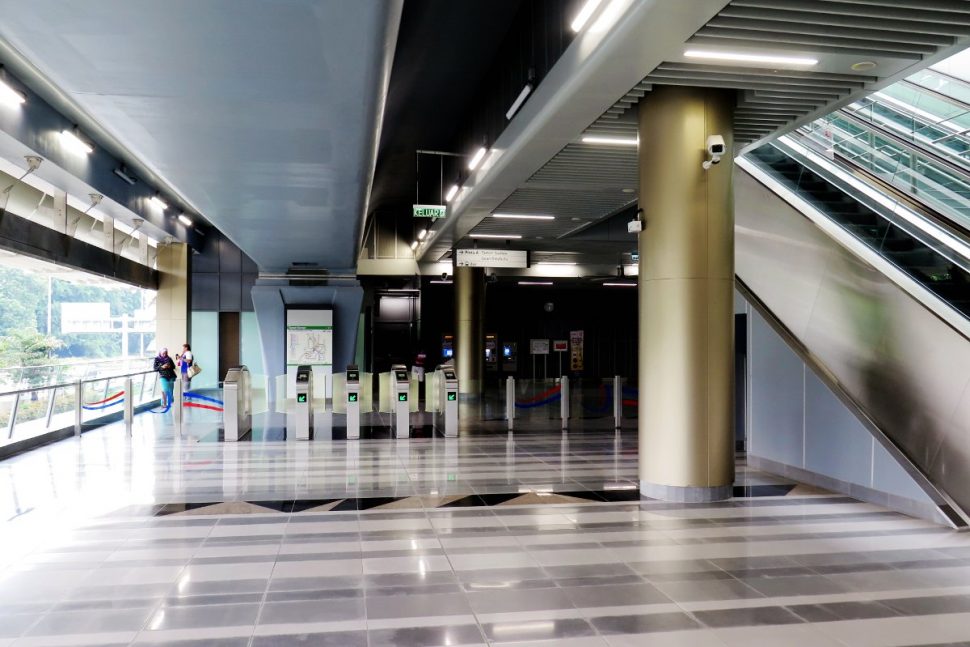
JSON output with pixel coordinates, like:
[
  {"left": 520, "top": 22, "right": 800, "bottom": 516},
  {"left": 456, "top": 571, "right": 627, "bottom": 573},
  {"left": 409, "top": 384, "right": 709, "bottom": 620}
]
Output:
[
  {"left": 176, "top": 343, "right": 194, "bottom": 391},
  {"left": 153, "top": 347, "right": 177, "bottom": 407}
]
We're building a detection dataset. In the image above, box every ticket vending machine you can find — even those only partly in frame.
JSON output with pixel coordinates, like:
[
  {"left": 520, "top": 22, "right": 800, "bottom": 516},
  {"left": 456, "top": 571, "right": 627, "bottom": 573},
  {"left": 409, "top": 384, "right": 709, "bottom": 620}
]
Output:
[
  {"left": 294, "top": 365, "right": 313, "bottom": 440},
  {"left": 223, "top": 366, "right": 252, "bottom": 441},
  {"left": 391, "top": 363, "right": 410, "bottom": 439},
  {"left": 501, "top": 342, "right": 518, "bottom": 373},
  {"left": 435, "top": 365, "right": 459, "bottom": 438},
  {"left": 346, "top": 365, "right": 361, "bottom": 440}
]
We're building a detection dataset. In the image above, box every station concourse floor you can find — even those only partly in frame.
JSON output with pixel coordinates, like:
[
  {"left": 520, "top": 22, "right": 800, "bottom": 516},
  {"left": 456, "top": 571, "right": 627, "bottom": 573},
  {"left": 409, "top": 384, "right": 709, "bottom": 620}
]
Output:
[{"left": 3, "top": 410, "right": 970, "bottom": 646}]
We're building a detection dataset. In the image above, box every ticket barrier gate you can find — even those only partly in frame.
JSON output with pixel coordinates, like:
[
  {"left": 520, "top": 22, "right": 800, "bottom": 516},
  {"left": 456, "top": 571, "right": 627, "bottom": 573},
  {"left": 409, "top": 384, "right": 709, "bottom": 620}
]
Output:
[
  {"left": 223, "top": 366, "right": 252, "bottom": 441},
  {"left": 294, "top": 365, "right": 313, "bottom": 440},
  {"left": 391, "top": 363, "right": 410, "bottom": 438},
  {"left": 346, "top": 365, "right": 361, "bottom": 440},
  {"left": 432, "top": 364, "right": 459, "bottom": 437}
]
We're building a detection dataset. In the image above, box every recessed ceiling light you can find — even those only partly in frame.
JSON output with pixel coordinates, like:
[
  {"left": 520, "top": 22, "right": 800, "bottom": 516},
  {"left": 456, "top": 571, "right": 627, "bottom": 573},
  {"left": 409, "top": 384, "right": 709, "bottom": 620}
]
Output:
[
  {"left": 472, "top": 233, "right": 523, "bottom": 239},
  {"left": 851, "top": 61, "right": 877, "bottom": 71},
  {"left": 177, "top": 213, "right": 193, "bottom": 227},
  {"left": 468, "top": 146, "right": 487, "bottom": 171},
  {"left": 60, "top": 129, "right": 93, "bottom": 154},
  {"left": 622, "top": 188, "right": 635, "bottom": 193},
  {"left": 492, "top": 213, "right": 555, "bottom": 220},
  {"left": 570, "top": 0, "right": 602, "bottom": 32},
  {"left": 519, "top": 281, "right": 553, "bottom": 286},
  {"left": 582, "top": 135, "right": 639, "bottom": 146},
  {"left": 684, "top": 49, "right": 818, "bottom": 67},
  {"left": 0, "top": 80, "right": 25, "bottom": 107},
  {"left": 445, "top": 184, "right": 459, "bottom": 202}
]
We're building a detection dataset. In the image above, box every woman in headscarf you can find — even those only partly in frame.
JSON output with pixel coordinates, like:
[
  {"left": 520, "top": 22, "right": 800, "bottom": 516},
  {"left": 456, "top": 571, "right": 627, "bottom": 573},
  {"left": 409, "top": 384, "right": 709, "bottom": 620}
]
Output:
[{"left": 153, "top": 347, "right": 177, "bottom": 407}]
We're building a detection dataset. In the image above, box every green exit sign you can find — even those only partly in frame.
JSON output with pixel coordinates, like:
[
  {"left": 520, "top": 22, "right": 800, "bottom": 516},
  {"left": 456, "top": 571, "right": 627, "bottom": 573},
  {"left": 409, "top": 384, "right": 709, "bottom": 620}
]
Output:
[
  {"left": 398, "top": 393, "right": 408, "bottom": 402},
  {"left": 413, "top": 204, "right": 447, "bottom": 219},
  {"left": 297, "top": 393, "right": 307, "bottom": 403},
  {"left": 348, "top": 393, "right": 358, "bottom": 403},
  {"left": 447, "top": 392, "right": 457, "bottom": 402}
]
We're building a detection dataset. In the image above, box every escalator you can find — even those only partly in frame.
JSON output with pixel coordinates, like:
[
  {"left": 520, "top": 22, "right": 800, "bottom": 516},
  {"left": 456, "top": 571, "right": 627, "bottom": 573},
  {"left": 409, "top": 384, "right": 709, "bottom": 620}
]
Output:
[{"left": 735, "top": 134, "right": 970, "bottom": 527}]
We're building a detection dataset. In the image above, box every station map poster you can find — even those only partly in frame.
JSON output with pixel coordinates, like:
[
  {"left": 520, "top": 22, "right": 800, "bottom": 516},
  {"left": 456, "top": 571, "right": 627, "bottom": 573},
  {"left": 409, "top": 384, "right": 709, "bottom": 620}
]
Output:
[
  {"left": 569, "top": 330, "right": 584, "bottom": 371},
  {"left": 286, "top": 309, "right": 332, "bottom": 398}
]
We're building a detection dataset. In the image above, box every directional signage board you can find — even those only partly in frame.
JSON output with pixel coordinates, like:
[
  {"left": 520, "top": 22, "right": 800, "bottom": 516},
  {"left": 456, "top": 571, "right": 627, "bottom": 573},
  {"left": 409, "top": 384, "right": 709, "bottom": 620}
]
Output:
[
  {"left": 530, "top": 339, "right": 550, "bottom": 355},
  {"left": 455, "top": 248, "right": 528, "bottom": 268},
  {"left": 413, "top": 204, "right": 447, "bottom": 219}
]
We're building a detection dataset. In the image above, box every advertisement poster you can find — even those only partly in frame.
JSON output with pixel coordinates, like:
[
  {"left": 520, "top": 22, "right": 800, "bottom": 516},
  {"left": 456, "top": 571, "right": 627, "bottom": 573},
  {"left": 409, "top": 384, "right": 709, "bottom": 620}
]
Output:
[{"left": 569, "top": 330, "right": 584, "bottom": 372}]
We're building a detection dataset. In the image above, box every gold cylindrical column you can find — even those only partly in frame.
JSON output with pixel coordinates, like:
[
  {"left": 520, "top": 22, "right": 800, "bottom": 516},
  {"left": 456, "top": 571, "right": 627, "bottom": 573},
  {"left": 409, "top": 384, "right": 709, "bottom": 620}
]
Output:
[
  {"left": 454, "top": 265, "right": 484, "bottom": 396},
  {"left": 638, "top": 85, "right": 735, "bottom": 502}
]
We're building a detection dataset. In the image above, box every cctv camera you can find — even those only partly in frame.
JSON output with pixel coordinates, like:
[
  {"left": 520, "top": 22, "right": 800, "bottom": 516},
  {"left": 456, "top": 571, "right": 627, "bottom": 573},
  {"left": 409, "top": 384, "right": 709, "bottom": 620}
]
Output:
[
  {"left": 441, "top": 272, "right": 448, "bottom": 281},
  {"left": 703, "top": 134, "right": 726, "bottom": 170}
]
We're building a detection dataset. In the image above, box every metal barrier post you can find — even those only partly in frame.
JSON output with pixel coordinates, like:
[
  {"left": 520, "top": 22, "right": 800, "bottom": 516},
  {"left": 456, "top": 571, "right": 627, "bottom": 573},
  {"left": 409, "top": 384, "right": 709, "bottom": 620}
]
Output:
[
  {"left": 560, "top": 375, "right": 569, "bottom": 430},
  {"left": 173, "top": 377, "right": 183, "bottom": 438},
  {"left": 44, "top": 387, "right": 57, "bottom": 429},
  {"left": 6, "top": 391, "right": 20, "bottom": 439},
  {"left": 74, "top": 379, "right": 82, "bottom": 436},
  {"left": 124, "top": 377, "right": 134, "bottom": 437},
  {"left": 613, "top": 375, "right": 622, "bottom": 430},
  {"left": 506, "top": 376, "right": 515, "bottom": 431}
]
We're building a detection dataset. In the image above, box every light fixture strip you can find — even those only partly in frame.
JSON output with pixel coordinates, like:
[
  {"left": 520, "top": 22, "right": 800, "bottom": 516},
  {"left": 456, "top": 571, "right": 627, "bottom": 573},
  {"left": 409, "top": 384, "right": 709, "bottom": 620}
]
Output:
[
  {"left": 178, "top": 213, "right": 193, "bottom": 227},
  {"left": 417, "top": 229, "right": 427, "bottom": 240},
  {"left": 468, "top": 146, "right": 487, "bottom": 171},
  {"left": 472, "top": 233, "right": 523, "bottom": 239},
  {"left": 571, "top": 0, "right": 603, "bottom": 32},
  {"left": 536, "top": 261, "right": 577, "bottom": 266},
  {"left": 445, "top": 184, "right": 459, "bottom": 202},
  {"left": 684, "top": 49, "right": 818, "bottom": 67},
  {"left": 518, "top": 281, "right": 553, "bottom": 286},
  {"left": 151, "top": 195, "right": 168, "bottom": 210},
  {"left": 581, "top": 135, "right": 638, "bottom": 146},
  {"left": 492, "top": 213, "right": 555, "bottom": 220},
  {"left": 60, "top": 129, "right": 93, "bottom": 154},
  {"left": 506, "top": 83, "right": 533, "bottom": 120},
  {"left": 603, "top": 282, "right": 638, "bottom": 287}
]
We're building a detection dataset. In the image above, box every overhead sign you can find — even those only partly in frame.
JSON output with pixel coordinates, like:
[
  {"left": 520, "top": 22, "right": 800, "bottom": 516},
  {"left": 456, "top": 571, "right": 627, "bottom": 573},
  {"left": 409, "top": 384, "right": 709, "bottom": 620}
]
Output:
[
  {"left": 553, "top": 340, "right": 568, "bottom": 352},
  {"left": 530, "top": 339, "right": 549, "bottom": 355},
  {"left": 413, "top": 204, "right": 447, "bottom": 219},
  {"left": 456, "top": 248, "right": 528, "bottom": 268}
]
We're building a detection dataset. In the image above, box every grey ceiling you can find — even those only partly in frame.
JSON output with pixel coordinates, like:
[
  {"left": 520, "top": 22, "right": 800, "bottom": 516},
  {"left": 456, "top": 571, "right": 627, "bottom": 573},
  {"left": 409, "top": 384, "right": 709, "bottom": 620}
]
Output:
[
  {"left": 427, "top": 0, "right": 970, "bottom": 266},
  {"left": 0, "top": 0, "right": 402, "bottom": 272}
]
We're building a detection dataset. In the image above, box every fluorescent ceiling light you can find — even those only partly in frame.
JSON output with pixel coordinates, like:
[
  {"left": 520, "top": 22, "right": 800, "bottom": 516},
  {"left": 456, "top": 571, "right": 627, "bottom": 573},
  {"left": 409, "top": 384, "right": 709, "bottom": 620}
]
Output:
[
  {"left": 177, "top": 213, "right": 192, "bottom": 227},
  {"left": 536, "top": 261, "right": 577, "bottom": 266},
  {"left": 492, "top": 213, "right": 555, "bottom": 220},
  {"left": 590, "top": 0, "right": 625, "bottom": 32},
  {"left": 151, "top": 195, "right": 168, "bottom": 210},
  {"left": 571, "top": 0, "right": 602, "bottom": 32},
  {"left": 506, "top": 83, "right": 532, "bottom": 120},
  {"left": 684, "top": 49, "right": 818, "bottom": 67},
  {"left": 445, "top": 184, "right": 459, "bottom": 202},
  {"left": 603, "top": 282, "right": 637, "bottom": 287},
  {"left": 472, "top": 233, "right": 522, "bottom": 239},
  {"left": 468, "top": 146, "right": 487, "bottom": 170},
  {"left": 410, "top": 240, "right": 418, "bottom": 250},
  {"left": 582, "top": 135, "right": 638, "bottom": 146},
  {"left": 430, "top": 280, "right": 452, "bottom": 284},
  {"left": 417, "top": 229, "right": 427, "bottom": 240},
  {"left": 113, "top": 167, "right": 137, "bottom": 185},
  {"left": 60, "top": 129, "right": 93, "bottom": 154},
  {"left": 518, "top": 281, "right": 553, "bottom": 286},
  {"left": 0, "top": 80, "right": 25, "bottom": 107}
]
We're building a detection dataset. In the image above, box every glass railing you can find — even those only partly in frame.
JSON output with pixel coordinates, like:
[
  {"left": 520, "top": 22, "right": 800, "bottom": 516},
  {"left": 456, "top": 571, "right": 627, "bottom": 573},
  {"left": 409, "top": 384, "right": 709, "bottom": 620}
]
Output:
[
  {"left": 745, "top": 141, "right": 970, "bottom": 320},
  {"left": 0, "top": 370, "right": 158, "bottom": 448},
  {"left": 800, "top": 112, "right": 970, "bottom": 229},
  {"left": 0, "top": 356, "right": 155, "bottom": 393}
]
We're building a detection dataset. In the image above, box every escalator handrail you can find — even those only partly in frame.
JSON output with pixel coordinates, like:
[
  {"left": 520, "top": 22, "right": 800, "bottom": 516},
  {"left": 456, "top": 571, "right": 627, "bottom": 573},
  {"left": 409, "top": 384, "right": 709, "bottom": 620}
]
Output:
[{"left": 905, "top": 68, "right": 970, "bottom": 114}]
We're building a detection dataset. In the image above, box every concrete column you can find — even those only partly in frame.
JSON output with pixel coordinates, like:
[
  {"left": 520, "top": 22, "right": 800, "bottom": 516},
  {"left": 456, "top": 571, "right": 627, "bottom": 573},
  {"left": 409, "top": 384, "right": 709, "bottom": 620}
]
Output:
[
  {"left": 454, "top": 266, "right": 484, "bottom": 397},
  {"left": 638, "top": 85, "right": 735, "bottom": 502},
  {"left": 157, "top": 242, "right": 190, "bottom": 353}
]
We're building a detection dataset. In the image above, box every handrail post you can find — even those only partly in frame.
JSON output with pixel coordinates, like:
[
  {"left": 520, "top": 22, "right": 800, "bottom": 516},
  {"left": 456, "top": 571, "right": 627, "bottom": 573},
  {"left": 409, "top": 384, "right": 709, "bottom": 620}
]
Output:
[
  {"left": 560, "top": 375, "right": 569, "bottom": 430},
  {"left": 74, "top": 379, "right": 82, "bottom": 437},
  {"left": 124, "top": 377, "right": 134, "bottom": 437},
  {"left": 45, "top": 386, "right": 57, "bottom": 428},
  {"left": 173, "top": 377, "right": 183, "bottom": 438},
  {"left": 613, "top": 375, "right": 622, "bottom": 430},
  {"left": 506, "top": 376, "right": 515, "bottom": 431},
  {"left": 6, "top": 391, "right": 20, "bottom": 439}
]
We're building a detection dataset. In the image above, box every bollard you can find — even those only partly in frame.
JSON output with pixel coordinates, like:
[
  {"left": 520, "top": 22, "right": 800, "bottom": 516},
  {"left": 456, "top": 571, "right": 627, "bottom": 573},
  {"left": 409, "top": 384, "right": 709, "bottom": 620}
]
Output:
[
  {"left": 613, "top": 375, "right": 622, "bottom": 430},
  {"left": 560, "top": 375, "right": 570, "bottom": 430},
  {"left": 74, "top": 379, "right": 82, "bottom": 437},
  {"left": 124, "top": 377, "right": 134, "bottom": 437},
  {"left": 174, "top": 377, "right": 183, "bottom": 438},
  {"left": 506, "top": 376, "right": 515, "bottom": 431}
]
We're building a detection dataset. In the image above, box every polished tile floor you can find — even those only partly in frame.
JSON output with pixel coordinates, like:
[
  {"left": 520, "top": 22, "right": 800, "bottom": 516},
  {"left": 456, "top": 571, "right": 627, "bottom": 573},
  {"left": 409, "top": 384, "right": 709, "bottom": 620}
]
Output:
[{"left": 3, "top": 414, "right": 970, "bottom": 645}]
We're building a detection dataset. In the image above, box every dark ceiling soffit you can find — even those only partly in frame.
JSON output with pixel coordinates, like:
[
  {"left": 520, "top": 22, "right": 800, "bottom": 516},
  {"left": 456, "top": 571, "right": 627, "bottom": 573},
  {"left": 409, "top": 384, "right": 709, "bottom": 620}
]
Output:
[
  {"left": 0, "top": 63, "right": 205, "bottom": 251},
  {"left": 0, "top": 208, "right": 158, "bottom": 290}
]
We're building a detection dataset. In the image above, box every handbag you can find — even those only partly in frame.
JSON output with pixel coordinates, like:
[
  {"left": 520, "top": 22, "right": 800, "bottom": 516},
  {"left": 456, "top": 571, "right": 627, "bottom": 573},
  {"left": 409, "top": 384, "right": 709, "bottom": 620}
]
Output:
[{"left": 187, "top": 362, "right": 202, "bottom": 378}]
